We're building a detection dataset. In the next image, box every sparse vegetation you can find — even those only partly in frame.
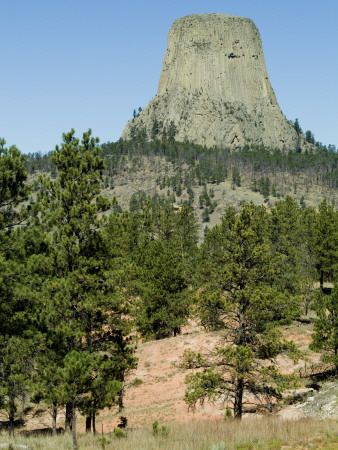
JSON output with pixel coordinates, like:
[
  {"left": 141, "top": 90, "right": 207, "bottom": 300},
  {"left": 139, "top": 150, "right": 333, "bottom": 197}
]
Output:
[
  {"left": 131, "top": 378, "right": 143, "bottom": 387},
  {"left": 113, "top": 427, "right": 126, "bottom": 438}
]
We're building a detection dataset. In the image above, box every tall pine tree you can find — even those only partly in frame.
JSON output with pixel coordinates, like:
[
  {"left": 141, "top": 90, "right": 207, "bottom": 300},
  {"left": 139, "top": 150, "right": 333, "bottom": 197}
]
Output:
[
  {"left": 36, "top": 130, "right": 135, "bottom": 448},
  {"left": 185, "top": 204, "right": 300, "bottom": 419},
  {"left": 0, "top": 141, "right": 35, "bottom": 435}
]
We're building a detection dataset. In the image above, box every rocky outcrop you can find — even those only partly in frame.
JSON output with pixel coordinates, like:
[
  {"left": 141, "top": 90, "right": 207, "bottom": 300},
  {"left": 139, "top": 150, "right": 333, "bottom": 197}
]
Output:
[{"left": 122, "top": 14, "right": 299, "bottom": 150}]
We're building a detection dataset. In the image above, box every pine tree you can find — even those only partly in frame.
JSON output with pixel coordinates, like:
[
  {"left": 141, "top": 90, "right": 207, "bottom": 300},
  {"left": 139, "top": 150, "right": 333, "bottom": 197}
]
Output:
[
  {"left": 310, "top": 285, "right": 338, "bottom": 372},
  {"left": 314, "top": 200, "right": 338, "bottom": 291},
  {"left": 134, "top": 202, "right": 197, "bottom": 339},
  {"left": 231, "top": 167, "right": 241, "bottom": 188},
  {"left": 269, "top": 197, "right": 303, "bottom": 293},
  {"left": 0, "top": 141, "right": 35, "bottom": 435},
  {"left": 36, "top": 130, "right": 135, "bottom": 446},
  {"left": 136, "top": 239, "right": 189, "bottom": 339},
  {"left": 299, "top": 206, "right": 318, "bottom": 314},
  {"left": 0, "top": 141, "right": 30, "bottom": 233},
  {"left": 294, "top": 118, "right": 302, "bottom": 135},
  {"left": 167, "top": 121, "right": 177, "bottom": 142},
  {"left": 151, "top": 118, "right": 159, "bottom": 140},
  {"left": 174, "top": 204, "right": 198, "bottom": 277},
  {"left": 305, "top": 130, "right": 315, "bottom": 144},
  {"left": 185, "top": 204, "right": 300, "bottom": 419}
]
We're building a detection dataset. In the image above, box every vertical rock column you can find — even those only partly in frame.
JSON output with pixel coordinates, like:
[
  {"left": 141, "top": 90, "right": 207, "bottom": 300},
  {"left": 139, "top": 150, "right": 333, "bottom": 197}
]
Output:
[{"left": 122, "top": 14, "right": 298, "bottom": 150}]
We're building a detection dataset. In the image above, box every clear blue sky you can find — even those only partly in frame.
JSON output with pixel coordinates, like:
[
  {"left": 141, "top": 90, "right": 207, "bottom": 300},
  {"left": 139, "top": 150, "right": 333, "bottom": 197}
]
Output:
[{"left": 1, "top": 0, "right": 337, "bottom": 154}]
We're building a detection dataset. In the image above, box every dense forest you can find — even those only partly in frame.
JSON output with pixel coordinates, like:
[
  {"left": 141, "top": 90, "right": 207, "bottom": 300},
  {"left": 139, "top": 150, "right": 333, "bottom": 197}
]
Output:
[{"left": 0, "top": 132, "right": 337, "bottom": 449}]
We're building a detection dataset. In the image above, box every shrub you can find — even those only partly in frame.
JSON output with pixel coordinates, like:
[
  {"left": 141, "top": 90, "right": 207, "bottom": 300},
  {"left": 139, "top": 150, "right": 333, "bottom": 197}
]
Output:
[
  {"left": 98, "top": 435, "right": 112, "bottom": 449},
  {"left": 160, "top": 425, "right": 170, "bottom": 437},
  {"left": 152, "top": 420, "right": 159, "bottom": 436},
  {"left": 152, "top": 420, "right": 170, "bottom": 437},
  {"left": 131, "top": 377, "right": 143, "bottom": 387},
  {"left": 224, "top": 406, "right": 232, "bottom": 419},
  {"left": 113, "top": 428, "right": 126, "bottom": 438}
]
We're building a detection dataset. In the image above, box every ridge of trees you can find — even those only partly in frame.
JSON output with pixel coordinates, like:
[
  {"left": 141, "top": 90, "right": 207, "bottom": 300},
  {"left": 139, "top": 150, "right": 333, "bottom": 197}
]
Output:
[{"left": 25, "top": 135, "right": 338, "bottom": 195}]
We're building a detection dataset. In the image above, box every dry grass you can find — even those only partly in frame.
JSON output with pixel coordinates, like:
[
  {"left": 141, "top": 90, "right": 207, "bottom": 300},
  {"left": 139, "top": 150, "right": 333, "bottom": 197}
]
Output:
[{"left": 1, "top": 417, "right": 337, "bottom": 449}]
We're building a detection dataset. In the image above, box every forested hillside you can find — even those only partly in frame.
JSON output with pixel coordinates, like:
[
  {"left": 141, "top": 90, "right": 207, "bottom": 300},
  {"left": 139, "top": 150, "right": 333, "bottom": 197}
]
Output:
[
  {"left": 24, "top": 132, "right": 338, "bottom": 242},
  {"left": 0, "top": 132, "right": 337, "bottom": 449}
]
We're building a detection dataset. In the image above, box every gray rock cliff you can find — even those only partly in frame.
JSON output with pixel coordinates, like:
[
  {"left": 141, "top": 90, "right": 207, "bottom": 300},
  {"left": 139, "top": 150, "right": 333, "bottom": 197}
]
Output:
[{"left": 122, "top": 14, "right": 298, "bottom": 150}]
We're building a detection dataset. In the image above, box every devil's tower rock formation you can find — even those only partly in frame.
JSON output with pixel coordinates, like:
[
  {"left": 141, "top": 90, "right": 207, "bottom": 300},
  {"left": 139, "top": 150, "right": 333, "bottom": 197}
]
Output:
[{"left": 122, "top": 14, "right": 298, "bottom": 150}]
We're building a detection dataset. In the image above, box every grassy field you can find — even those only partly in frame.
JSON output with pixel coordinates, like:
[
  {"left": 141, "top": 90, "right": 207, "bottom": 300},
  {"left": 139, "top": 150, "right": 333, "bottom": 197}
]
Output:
[{"left": 1, "top": 417, "right": 338, "bottom": 449}]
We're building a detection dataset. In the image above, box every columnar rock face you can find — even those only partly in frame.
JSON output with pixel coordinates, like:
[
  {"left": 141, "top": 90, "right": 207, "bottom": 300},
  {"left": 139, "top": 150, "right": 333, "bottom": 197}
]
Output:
[{"left": 122, "top": 14, "right": 298, "bottom": 150}]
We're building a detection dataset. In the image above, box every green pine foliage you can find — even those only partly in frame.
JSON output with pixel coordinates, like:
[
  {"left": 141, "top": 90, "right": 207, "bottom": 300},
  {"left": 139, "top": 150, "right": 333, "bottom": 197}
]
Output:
[
  {"left": 314, "top": 200, "right": 338, "bottom": 290},
  {"left": 34, "top": 130, "right": 136, "bottom": 444},
  {"left": 136, "top": 239, "right": 190, "bottom": 339},
  {"left": 310, "top": 286, "right": 338, "bottom": 371},
  {"left": 0, "top": 140, "right": 35, "bottom": 434},
  {"left": 0, "top": 139, "right": 30, "bottom": 232},
  {"left": 231, "top": 167, "right": 241, "bottom": 188},
  {"left": 134, "top": 202, "right": 198, "bottom": 339},
  {"left": 186, "top": 203, "right": 301, "bottom": 419}
]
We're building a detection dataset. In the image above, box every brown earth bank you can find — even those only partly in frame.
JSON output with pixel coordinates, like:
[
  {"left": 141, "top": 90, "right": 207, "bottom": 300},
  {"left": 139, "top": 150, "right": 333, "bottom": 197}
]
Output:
[{"left": 12, "top": 319, "right": 336, "bottom": 435}]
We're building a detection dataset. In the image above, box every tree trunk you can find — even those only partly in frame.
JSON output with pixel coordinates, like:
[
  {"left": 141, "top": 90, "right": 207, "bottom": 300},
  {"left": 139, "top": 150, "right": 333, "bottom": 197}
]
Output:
[
  {"left": 118, "top": 388, "right": 124, "bottom": 413},
  {"left": 173, "top": 327, "right": 181, "bottom": 337},
  {"left": 92, "top": 410, "right": 96, "bottom": 435},
  {"left": 52, "top": 402, "right": 57, "bottom": 435},
  {"left": 320, "top": 270, "right": 324, "bottom": 292},
  {"left": 65, "top": 402, "right": 73, "bottom": 432},
  {"left": 8, "top": 395, "right": 15, "bottom": 438},
  {"left": 118, "top": 373, "right": 125, "bottom": 413},
  {"left": 72, "top": 403, "right": 77, "bottom": 450},
  {"left": 85, "top": 413, "right": 92, "bottom": 433},
  {"left": 233, "top": 378, "right": 244, "bottom": 419}
]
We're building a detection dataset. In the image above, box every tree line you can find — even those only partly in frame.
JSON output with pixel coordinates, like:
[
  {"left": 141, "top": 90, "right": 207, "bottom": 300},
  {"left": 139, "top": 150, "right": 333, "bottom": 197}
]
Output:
[
  {"left": 0, "top": 132, "right": 337, "bottom": 449},
  {"left": 25, "top": 134, "right": 338, "bottom": 196}
]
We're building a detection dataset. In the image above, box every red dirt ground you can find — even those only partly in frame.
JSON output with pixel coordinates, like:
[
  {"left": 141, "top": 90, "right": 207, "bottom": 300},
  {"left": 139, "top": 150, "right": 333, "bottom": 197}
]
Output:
[{"left": 24, "top": 319, "right": 322, "bottom": 433}]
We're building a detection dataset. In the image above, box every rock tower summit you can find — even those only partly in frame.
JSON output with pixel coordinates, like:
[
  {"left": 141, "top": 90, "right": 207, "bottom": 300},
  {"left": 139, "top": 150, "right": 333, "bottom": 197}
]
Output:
[{"left": 122, "top": 14, "right": 298, "bottom": 150}]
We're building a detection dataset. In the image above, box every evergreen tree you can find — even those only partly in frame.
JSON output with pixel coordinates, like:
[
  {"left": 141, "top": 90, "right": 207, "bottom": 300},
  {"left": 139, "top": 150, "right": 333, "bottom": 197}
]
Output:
[
  {"left": 136, "top": 239, "right": 189, "bottom": 339},
  {"left": 36, "top": 130, "right": 135, "bottom": 446},
  {"left": 314, "top": 200, "right": 338, "bottom": 291},
  {"left": 299, "top": 206, "right": 318, "bottom": 314},
  {"left": 257, "top": 177, "right": 270, "bottom": 199},
  {"left": 251, "top": 178, "right": 258, "bottom": 192},
  {"left": 269, "top": 197, "right": 303, "bottom": 293},
  {"left": 185, "top": 204, "right": 300, "bottom": 419},
  {"left": 151, "top": 118, "right": 159, "bottom": 140},
  {"left": 134, "top": 202, "right": 197, "bottom": 339},
  {"left": 0, "top": 336, "right": 36, "bottom": 436},
  {"left": 0, "top": 141, "right": 35, "bottom": 435},
  {"left": 0, "top": 141, "right": 30, "bottom": 232},
  {"left": 310, "top": 285, "right": 338, "bottom": 372},
  {"left": 231, "top": 167, "right": 241, "bottom": 188},
  {"left": 305, "top": 130, "right": 315, "bottom": 144},
  {"left": 187, "top": 187, "right": 194, "bottom": 207},
  {"left": 294, "top": 118, "right": 302, "bottom": 135},
  {"left": 175, "top": 204, "right": 198, "bottom": 272},
  {"left": 201, "top": 208, "right": 210, "bottom": 222},
  {"left": 167, "top": 121, "right": 177, "bottom": 142}
]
